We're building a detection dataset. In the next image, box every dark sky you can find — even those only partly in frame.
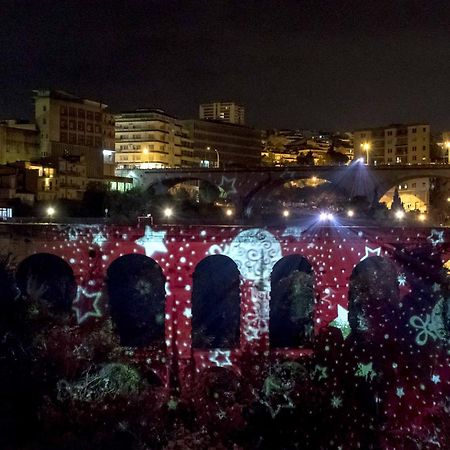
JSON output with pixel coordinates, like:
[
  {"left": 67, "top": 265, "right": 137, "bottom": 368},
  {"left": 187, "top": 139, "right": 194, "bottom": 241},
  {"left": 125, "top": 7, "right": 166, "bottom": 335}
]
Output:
[{"left": 1, "top": 0, "right": 449, "bottom": 131}]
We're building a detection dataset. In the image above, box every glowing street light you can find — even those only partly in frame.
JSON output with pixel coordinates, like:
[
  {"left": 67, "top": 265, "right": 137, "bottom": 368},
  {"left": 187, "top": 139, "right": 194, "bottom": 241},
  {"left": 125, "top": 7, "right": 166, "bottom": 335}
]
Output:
[
  {"left": 361, "top": 142, "right": 371, "bottom": 165},
  {"left": 319, "top": 212, "right": 334, "bottom": 221},
  {"left": 418, "top": 213, "right": 427, "bottom": 222},
  {"left": 47, "top": 206, "right": 55, "bottom": 219},
  {"left": 395, "top": 210, "right": 405, "bottom": 220},
  {"left": 282, "top": 209, "right": 290, "bottom": 218},
  {"left": 163, "top": 207, "right": 173, "bottom": 218},
  {"left": 225, "top": 208, "right": 233, "bottom": 217},
  {"left": 347, "top": 209, "right": 354, "bottom": 217}
]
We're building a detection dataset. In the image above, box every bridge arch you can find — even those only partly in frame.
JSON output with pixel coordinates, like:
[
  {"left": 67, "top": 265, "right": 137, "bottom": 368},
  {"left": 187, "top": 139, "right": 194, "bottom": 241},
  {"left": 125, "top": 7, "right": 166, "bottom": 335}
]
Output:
[
  {"left": 270, "top": 254, "right": 314, "bottom": 347},
  {"left": 16, "top": 253, "right": 77, "bottom": 313},
  {"left": 106, "top": 254, "right": 166, "bottom": 347},
  {"left": 191, "top": 254, "right": 240, "bottom": 349},
  {"left": 348, "top": 256, "right": 399, "bottom": 339},
  {"left": 242, "top": 176, "right": 346, "bottom": 216}
]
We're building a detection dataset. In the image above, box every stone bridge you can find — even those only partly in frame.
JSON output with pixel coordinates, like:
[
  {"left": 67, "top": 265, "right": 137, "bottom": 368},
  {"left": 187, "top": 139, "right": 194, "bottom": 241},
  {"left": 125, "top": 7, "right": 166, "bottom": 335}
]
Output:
[
  {"left": 119, "top": 164, "right": 450, "bottom": 213},
  {"left": 1, "top": 222, "right": 448, "bottom": 382}
]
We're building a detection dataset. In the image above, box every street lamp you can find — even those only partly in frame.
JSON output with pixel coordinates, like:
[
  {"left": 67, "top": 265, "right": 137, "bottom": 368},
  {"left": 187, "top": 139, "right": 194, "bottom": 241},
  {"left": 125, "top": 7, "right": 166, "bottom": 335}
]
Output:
[
  {"left": 361, "top": 142, "right": 371, "bottom": 165},
  {"left": 47, "top": 206, "right": 55, "bottom": 220},
  {"left": 214, "top": 148, "right": 220, "bottom": 168}
]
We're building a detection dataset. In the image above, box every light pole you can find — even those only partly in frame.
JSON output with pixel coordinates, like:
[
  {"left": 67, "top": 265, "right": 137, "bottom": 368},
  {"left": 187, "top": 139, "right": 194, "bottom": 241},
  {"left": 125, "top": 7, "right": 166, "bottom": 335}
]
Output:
[
  {"left": 361, "top": 142, "right": 371, "bottom": 165},
  {"left": 445, "top": 141, "right": 450, "bottom": 165},
  {"left": 214, "top": 148, "right": 220, "bottom": 168}
]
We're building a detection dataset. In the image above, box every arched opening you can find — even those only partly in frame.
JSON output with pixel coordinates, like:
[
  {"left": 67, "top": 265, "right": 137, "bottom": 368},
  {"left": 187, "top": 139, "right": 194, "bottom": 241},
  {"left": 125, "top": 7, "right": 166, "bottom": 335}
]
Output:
[
  {"left": 192, "top": 255, "right": 240, "bottom": 349},
  {"left": 16, "top": 253, "right": 76, "bottom": 313},
  {"left": 379, "top": 177, "right": 431, "bottom": 212},
  {"left": 348, "top": 256, "right": 399, "bottom": 339},
  {"left": 147, "top": 178, "right": 229, "bottom": 222},
  {"left": 244, "top": 177, "right": 347, "bottom": 219},
  {"left": 270, "top": 255, "right": 314, "bottom": 347},
  {"left": 106, "top": 254, "right": 166, "bottom": 347}
]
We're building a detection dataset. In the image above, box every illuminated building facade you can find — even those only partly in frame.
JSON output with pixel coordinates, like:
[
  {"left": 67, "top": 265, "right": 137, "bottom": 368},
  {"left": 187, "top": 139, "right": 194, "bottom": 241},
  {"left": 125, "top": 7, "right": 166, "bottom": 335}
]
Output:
[
  {"left": 115, "top": 109, "right": 196, "bottom": 169},
  {"left": 33, "top": 89, "right": 115, "bottom": 179},
  {"left": 199, "top": 102, "right": 245, "bottom": 125},
  {"left": 354, "top": 124, "right": 431, "bottom": 212}
]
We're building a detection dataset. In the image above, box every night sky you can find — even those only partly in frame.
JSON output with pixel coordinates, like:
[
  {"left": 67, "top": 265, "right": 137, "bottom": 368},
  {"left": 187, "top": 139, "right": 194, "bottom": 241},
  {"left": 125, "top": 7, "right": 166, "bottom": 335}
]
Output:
[{"left": 1, "top": 0, "right": 449, "bottom": 131}]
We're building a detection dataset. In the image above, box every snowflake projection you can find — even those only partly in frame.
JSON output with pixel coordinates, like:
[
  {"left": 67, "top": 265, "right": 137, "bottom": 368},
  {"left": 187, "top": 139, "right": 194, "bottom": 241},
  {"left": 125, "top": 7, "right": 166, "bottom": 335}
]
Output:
[
  {"left": 409, "top": 298, "right": 446, "bottom": 346},
  {"left": 355, "top": 362, "right": 377, "bottom": 381},
  {"left": 397, "top": 273, "right": 407, "bottom": 286},
  {"left": 219, "top": 175, "right": 237, "bottom": 195},
  {"left": 396, "top": 387, "right": 405, "bottom": 398},
  {"left": 209, "top": 350, "right": 232, "bottom": 367},
  {"left": 427, "top": 229, "right": 444, "bottom": 247},
  {"left": 329, "top": 304, "right": 351, "bottom": 339},
  {"left": 167, "top": 397, "right": 178, "bottom": 410},
  {"left": 243, "top": 287, "right": 270, "bottom": 342},
  {"left": 360, "top": 246, "right": 381, "bottom": 261},
  {"left": 165, "top": 282, "right": 171, "bottom": 296},
  {"left": 72, "top": 286, "right": 102, "bottom": 324},
  {"left": 135, "top": 225, "right": 167, "bottom": 257},
  {"left": 92, "top": 230, "right": 107, "bottom": 247},
  {"left": 182, "top": 307, "right": 192, "bottom": 319},
  {"left": 331, "top": 395, "right": 342, "bottom": 408},
  {"left": 431, "top": 374, "right": 441, "bottom": 384}
]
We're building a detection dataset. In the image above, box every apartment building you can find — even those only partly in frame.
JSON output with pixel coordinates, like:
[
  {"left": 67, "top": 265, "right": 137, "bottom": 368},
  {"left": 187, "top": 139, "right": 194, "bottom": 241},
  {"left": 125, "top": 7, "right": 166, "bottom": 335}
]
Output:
[
  {"left": 0, "top": 120, "right": 40, "bottom": 165},
  {"left": 354, "top": 124, "right": 431, "bottom": 211},
  {"left": 33, "top": 89, "right": 115, "bottom": 179},
  {"left": 115, "top": 109, "right": 197, "bottom": 169},
  {"left": 182, "top": 119, "right": 261, "bottom": 168},
  {"left": 199, "top": 102, "right": 245, "bottom": 125},
  {"left": 353, "top": 124, "right": 430, "bottom": 165}
]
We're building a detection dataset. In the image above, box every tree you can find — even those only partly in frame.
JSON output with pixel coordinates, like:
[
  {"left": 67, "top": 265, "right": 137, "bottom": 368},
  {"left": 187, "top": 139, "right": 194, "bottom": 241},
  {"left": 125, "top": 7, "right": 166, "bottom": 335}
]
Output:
[
  {"left": 297, "top": 151, "right": 315, "bottom": 165},
  {"left": 325, "top": 148, "right": 349, "bottom": 165}
]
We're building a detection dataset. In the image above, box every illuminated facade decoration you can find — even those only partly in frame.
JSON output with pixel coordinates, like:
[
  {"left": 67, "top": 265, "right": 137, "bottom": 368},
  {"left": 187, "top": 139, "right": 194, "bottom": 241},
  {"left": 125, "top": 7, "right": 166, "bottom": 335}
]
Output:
[
  {"left": 115, "top": 109, "right": 197, "bottom": 170},
  {"left": 199, "top": 102, "right": 245, "bottom": 125}
]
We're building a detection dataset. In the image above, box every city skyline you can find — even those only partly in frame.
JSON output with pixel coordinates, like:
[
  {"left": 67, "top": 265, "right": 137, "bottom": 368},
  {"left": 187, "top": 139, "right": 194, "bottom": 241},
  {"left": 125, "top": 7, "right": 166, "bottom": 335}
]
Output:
[{"left": 0, "top": 1, "right": 449, "bottom": 131}]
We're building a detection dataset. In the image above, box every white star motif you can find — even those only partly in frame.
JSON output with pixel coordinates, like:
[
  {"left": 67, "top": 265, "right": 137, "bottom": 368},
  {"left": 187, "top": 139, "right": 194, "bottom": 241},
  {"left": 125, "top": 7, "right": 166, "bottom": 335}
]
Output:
[
  {"left": 72, "top": 286, "right": 102, "bottom": 324},
  {"left": 209, "top": 350, "right": 232, "bottom": 367},
  {"left": 219, "top": 176, "right": 237, "bottom": 195},
  {"left": 360, "top": 246, "right": 381, "bottom": 261},
  {"left": 330, "top": 304, "right": 351, "bottom": 339},
  {"left": 396, "top": 387, "right": 405, "bottom": 398},
  {"left": 183, "top": 307, "right": 192, "bottom": 319},
  {"left": 397, "top": 273, "right": 407, "bottom": 286},
  {"left": 427, "top": 229, "right": 444, "bottom": 247},
  {"left": 135, "top": 225, "right": 167, "bottom": 257},
  {"left": 165, "top": 282, "right": 171, "bottom": 296},
  {"left": 431, "top": 374, "right": 441, "bottom": 384}
]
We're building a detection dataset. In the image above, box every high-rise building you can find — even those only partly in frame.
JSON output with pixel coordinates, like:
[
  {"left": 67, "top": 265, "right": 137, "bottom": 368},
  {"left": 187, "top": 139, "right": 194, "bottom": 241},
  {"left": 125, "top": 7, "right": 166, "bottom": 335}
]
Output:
[
  {"left": 114, "top": 109, "right": 197, "bottom": 169},
  {"left": 354, "top": 123, "right": 431, "bottom": 212},
  {"left": 33, "top": 89, "right": 115, "bottom": 179},
  {"left": 199, "top": 102, "right": 245, "bottom": 125},
  {"left": 182, "top": 119, "right": 261, "bottom": 168},
  {"left": 353, "top": 124, "right": 430, "bottom": 165}
]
